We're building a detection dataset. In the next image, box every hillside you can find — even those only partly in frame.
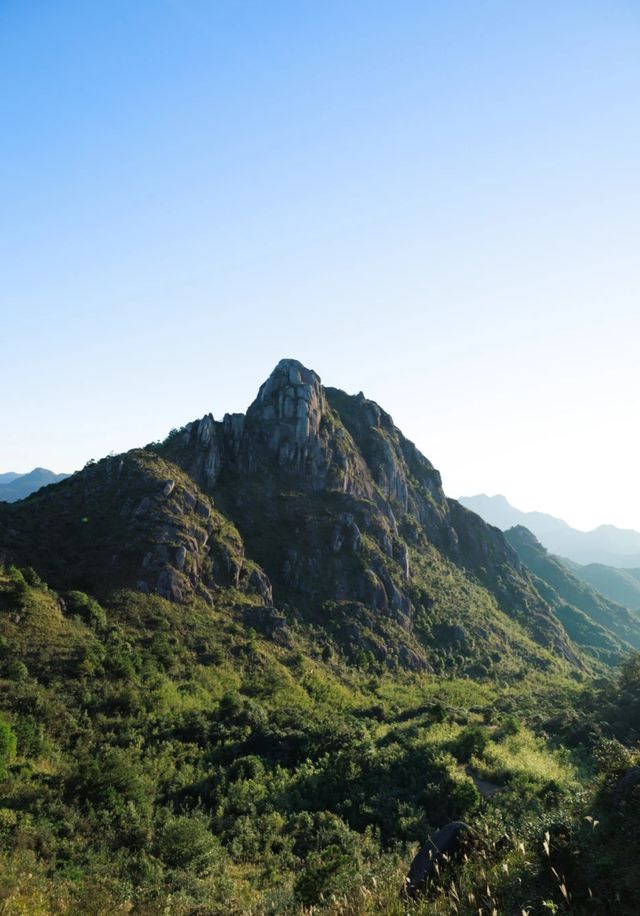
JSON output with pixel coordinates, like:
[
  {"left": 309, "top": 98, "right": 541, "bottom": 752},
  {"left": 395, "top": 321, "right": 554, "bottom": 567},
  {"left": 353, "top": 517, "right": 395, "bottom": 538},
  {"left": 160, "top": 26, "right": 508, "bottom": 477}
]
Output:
[
  {"left": 505, "top": 525, "right": 640, "bottom": 664},
  {"left": 1, "top": 360, "right": 640, "bottom": 913},
  {"left": 570, "top": 562, "right": 640, "bottom": 611},
  {"left": 461, "top": 493, "right": 640, "bottom": 567}
]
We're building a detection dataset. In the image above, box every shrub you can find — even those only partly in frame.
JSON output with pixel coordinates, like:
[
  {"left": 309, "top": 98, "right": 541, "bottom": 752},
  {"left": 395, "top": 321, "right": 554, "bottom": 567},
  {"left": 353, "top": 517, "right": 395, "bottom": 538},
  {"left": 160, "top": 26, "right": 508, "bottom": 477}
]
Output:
[
  {"left": 3, "top": 567, "right": 29, "bottom": 609},
  {"left": 156, "top": 813, "right": 224, "bottom": 876},
  {"left": 593, "top": 737, "right": 634, "bottom": 777},
  {"left": 68, "top": 746, "right": 151, "bottom": 818},
  {"left": 495, "top": 714, "right": 522, "bottom": 740},
  {"left": 65, "top": 591, "right": 107, "bottom": 629},
  {"left": 451, "top": 725, "right": 489, "bottom": 763},
  {"left": 21, "top": 567, "right": 42, "bottom": 587},
  {"left": 620, "top": 653, "right": 640, "bottom": 690},
  {"left": 6, "top": 660, "right": 28, "bottom": 682},
  {"left": 0, "top": 721, "right": 17, "bottom": 777}
]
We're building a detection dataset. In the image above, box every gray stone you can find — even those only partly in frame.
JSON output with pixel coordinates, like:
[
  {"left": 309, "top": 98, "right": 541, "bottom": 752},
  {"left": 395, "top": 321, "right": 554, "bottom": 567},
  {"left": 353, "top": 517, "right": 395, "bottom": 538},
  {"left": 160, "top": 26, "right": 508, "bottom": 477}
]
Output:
[{"left": 405, "top": 822, "right": 473, "bottom": 897}]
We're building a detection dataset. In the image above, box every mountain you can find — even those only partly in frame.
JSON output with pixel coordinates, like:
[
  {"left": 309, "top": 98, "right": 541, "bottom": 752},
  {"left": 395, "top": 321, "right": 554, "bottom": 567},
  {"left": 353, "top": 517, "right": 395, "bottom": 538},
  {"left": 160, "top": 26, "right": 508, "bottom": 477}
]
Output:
[
  {"left": 504, "top": 525, "right": 640, "bottom": 665},
  {"left": 0, "top": 359, "right": 582, "bottom": 675},
  {"left": 0, "top": 467, "right": 71, "bottom": 502},
  {"left": 569, "top": 562, "right": 640, "bottom": 611},
  {"left": 3, "top": 359, "right": 640, "bottom": 913},
  {"left": 460, "top": 493, "right": 640, "bottom": 567}
]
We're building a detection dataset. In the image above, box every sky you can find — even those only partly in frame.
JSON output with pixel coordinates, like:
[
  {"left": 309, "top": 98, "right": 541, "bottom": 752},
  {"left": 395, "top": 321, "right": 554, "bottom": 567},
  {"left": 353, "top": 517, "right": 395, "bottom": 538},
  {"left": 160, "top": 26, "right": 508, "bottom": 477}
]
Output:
[{"left": 1, "top": 1, "right": 639, "bottom": 531}]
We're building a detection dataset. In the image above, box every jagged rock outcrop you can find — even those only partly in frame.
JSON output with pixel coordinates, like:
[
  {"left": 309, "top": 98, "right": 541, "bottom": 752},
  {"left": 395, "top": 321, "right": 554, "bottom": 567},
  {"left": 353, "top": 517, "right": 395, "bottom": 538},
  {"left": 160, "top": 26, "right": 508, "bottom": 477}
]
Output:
[{"left": 245, "top": 359, "right": 329, "bottom": 478}]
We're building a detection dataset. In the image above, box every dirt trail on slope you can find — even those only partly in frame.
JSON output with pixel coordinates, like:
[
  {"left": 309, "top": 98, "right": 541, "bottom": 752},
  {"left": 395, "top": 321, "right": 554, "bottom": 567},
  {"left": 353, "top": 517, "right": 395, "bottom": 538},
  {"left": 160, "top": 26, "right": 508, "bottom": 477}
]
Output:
[{"left": 464, "top": 765, "right": 504, "bottom": 799}]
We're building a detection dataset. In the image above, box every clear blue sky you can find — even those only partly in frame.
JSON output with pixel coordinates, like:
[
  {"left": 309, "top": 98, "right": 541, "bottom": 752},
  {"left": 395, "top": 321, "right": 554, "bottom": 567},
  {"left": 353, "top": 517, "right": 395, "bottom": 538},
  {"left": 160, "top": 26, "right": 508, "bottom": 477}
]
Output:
[{"left": 2, "top": 1, "right": 639, "bottom": 530}]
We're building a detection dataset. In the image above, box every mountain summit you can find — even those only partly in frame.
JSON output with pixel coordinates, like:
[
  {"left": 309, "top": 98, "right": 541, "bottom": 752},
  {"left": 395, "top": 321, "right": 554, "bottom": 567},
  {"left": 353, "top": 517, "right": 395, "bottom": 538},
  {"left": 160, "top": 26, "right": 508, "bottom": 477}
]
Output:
[{"left": 0, "top": 359, "right": 582, "bottom": 673}]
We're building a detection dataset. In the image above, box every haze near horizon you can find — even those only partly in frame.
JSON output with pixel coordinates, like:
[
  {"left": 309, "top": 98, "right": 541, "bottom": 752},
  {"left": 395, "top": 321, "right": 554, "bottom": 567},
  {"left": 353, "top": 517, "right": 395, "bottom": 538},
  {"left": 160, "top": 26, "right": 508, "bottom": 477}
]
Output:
[{"left": 2, "top": 1, "right": 639, "bottom": 531}]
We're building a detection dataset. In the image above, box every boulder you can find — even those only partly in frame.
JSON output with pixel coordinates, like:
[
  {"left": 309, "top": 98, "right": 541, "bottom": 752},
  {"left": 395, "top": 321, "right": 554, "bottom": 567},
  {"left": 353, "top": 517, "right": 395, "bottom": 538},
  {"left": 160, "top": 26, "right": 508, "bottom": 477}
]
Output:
[{"left": 405, "top": 821, "right": 473, "bottom": 897}]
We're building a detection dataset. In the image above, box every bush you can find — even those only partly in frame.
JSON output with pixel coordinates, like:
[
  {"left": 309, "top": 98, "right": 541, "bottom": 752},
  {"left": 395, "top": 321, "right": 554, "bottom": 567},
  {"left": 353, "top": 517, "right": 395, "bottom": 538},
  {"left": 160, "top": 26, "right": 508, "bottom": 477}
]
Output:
[
  {"left": 495, "top": 714, "right": 522, "bottom": 740},
  {"left": 68, "top": 746, "right": 151, "bottom": 818},
  {"left": 593, "top": 737, "right": 634, "bottom": 777},
  {"left": 5, "top": 660, "right": 28, "bottom": 682},
  {"left": 21, "top": 567, "right": 42, "bottom": 587},
  {"left": 4, "top": 567, "right": 29, "bottom": 609},
  {"left": 452, "top": 725, "right": 489, "bottom": 763},
  {"left": 0, "top": 721, "right": 16, "bottom": 777},
  {"left": 156, "top": 813, "right": 224, "bottom": 876},
  {"left": 620, "top": 653, "right": 640, "bottom": 690},
  {"left": 65, "top": 591, "right": 107, "bottom": 629}
]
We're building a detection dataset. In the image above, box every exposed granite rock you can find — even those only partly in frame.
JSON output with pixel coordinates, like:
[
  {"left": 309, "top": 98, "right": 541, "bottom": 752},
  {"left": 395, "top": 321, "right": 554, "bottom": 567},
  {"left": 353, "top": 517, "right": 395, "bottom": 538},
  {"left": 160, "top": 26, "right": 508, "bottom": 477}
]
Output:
[
  {"left": 330, "top": 513, "right": 362, "bottom": 554},
  {"left": 169, "top": 413, "right": 223, "bottom": 489}
]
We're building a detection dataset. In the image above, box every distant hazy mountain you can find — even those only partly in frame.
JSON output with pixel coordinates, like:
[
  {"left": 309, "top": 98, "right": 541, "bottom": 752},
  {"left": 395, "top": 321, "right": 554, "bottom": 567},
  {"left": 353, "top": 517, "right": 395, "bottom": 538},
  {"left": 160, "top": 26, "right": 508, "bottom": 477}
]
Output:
[
  {"left": 569, "top": 563, "right": 640, "bottom": 611},
  {"left": 0, "top": 467, "right": 70, "bottom": 502},
  {"left": 460, "top": 493, "right": 640, "bottom": 568},
  {"left": 505, "top": 525, "right": 640, "bottom": 663}
]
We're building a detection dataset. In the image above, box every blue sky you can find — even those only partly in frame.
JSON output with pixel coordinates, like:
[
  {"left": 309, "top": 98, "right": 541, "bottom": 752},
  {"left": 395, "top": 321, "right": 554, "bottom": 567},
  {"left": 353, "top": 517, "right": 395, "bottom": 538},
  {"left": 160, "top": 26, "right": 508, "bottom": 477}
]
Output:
[{"left": 2, "top": 1, "right": 639, "bottom": 530}]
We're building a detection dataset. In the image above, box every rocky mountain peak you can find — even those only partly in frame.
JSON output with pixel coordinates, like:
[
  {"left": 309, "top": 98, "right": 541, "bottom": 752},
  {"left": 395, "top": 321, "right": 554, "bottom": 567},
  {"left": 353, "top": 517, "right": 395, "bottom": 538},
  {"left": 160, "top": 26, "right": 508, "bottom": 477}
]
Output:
[
  {"left": 248, "top": 359, "right": 325, "bottom": 441},
  {"left": 244, "top": 359, "right": 330, "bottom": 478}
]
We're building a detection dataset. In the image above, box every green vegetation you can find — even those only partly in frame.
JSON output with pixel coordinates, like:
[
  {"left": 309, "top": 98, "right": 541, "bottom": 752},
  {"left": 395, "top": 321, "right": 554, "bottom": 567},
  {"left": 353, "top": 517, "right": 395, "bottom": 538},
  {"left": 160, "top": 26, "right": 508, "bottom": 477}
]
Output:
[
  {"left": 1, "top": 362, "right": 639, "bottom": 912},
  {"left": 1, "top": 565, "right": 638, "bottom": 914},
  {"left": 572, "top": 561, "right": 640, "bottom": 612},
  {"left": 506, "top": 525, "right": 640, "bottom": 659}
]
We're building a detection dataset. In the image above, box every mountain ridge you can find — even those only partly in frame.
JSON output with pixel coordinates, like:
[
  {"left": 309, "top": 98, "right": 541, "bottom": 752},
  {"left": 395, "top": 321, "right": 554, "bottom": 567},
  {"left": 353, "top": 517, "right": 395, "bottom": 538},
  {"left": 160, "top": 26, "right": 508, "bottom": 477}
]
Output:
[
  {"left": 460, "top": 492, "right": 640, "bottom": 567},
  {"left": 504, "top": 525, "right": 640, "bottom": 665},
  {"left": 569, "top": 561, "right": 640, "bottom": 611},
  {"left": 0, "top": 467, "right": 71, "bottom": 503}
]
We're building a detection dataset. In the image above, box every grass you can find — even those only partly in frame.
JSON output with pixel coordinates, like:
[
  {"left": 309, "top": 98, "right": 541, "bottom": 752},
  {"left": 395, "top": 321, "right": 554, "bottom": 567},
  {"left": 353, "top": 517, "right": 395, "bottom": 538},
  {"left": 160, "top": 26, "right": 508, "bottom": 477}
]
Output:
[{"left": 471, "top": 727, "right": 581, "bottom": 789}]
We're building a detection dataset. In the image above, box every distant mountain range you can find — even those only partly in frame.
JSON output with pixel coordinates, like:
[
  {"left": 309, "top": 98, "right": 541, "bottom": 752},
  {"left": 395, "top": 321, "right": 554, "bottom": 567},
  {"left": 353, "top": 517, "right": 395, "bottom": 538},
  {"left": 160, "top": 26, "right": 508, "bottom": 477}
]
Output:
[
  {"left": 460, "top": 493, "right": 640, "bottom": 568},
  {"left": 0, "top": 468, "right": 71, "bottom": 503},
  {"left": 567, "top": 562, "right": 640, "bottom": 611},
  {"left": 505, "top": 525, "right": 640, "bottom": 663}
]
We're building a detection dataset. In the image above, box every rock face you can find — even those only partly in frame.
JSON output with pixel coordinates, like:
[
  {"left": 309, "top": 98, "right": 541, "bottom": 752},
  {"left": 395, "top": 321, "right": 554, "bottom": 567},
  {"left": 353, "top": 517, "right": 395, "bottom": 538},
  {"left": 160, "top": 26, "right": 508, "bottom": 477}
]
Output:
[
  {"left": 0, "top": 358, "right": 584, "bottom": 673},
  {"left": 246, "top": 359, "right": 329, "bottom": 478}
]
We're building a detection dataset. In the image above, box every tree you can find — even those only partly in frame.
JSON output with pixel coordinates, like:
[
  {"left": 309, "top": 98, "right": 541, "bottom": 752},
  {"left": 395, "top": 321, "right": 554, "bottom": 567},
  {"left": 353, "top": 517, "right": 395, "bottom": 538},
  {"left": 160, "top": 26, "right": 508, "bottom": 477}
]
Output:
[{"left": 0, "top": 721, "right": 17, "bottom": 778}]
